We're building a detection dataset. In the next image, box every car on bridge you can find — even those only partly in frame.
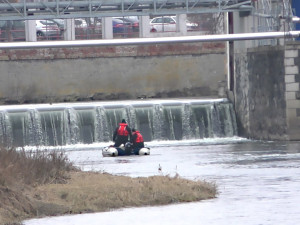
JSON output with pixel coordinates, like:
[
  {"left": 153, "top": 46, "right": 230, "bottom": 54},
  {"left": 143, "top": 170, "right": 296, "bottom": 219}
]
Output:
[
  {"left": 0, "top": 20, "right": 61, "bottom": 41},
  {"left": 114, "top": 16, "right": 139, "bottom": 32},
  {"left": 36, "top": 20, "right": 60, "bottom": 39},
  {"left": 112, "top": 18, "right": 133, "bottom": 37},
  {"left": 50, "top": 19, "right": 66, "bottom": 35},
  {"left": 149, "top": 16, "right": 199, "bottom": 32}
]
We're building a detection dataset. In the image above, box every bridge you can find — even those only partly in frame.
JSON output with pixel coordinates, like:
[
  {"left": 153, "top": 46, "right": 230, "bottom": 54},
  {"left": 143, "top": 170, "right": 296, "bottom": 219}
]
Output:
[{"left": 0, "top": 0, "right": 253, "bottom": 20}]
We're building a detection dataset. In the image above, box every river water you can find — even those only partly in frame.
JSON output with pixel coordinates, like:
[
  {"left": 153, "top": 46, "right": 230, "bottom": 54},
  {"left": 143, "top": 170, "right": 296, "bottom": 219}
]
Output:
[{"left": 23, "top": 138, "right": 300, "bottom": 225}]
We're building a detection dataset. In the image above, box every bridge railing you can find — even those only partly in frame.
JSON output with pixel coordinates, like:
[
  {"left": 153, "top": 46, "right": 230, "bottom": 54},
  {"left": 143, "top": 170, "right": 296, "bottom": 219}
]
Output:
[
  {"left": 0, "top": 0, "right": 252, "bottom": 21},
  {"left": 0, "top": 14, "right": 219, "bottom": 42}
]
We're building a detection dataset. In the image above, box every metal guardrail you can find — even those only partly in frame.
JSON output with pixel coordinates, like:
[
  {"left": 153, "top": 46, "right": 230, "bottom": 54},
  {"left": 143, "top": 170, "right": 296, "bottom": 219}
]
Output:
[
  {"left": 0, "top": 0, "right": 253, "bottom": 21},
  {"left": 0, "top": 31, "right": 299, "bottom": 49}
]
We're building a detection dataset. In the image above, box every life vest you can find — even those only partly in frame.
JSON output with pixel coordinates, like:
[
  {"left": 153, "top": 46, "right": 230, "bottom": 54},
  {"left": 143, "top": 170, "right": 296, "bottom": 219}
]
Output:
[
  {"left": 117, "top": 123, "right": 129, "bottom": 136},
  {"left": 133, "top": 130, "right": 144, "bottom": 143}
]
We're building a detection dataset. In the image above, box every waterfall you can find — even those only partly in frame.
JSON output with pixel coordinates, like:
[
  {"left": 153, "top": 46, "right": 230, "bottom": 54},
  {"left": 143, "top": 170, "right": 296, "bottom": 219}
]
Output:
[{"left": 0, "top": 99, "right": 238, "bottom": 147}]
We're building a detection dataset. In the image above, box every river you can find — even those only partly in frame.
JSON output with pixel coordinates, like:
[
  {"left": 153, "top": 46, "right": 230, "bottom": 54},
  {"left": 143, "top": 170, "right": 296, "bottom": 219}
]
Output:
[{"left": 23, "top": 138, "right": 300, "bottom": 225}]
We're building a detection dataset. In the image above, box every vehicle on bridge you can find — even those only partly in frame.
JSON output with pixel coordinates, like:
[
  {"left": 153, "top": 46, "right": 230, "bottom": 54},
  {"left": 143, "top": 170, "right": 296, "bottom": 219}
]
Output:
[
  {"left": 149, "top": 16, "right": 199, "bottom": 32},
  {"left": 112, "top": 18, "right": 134, "bottom": 37},
  {"left": 0, "top": 19, "right": 61, "bottom": 41},
  {"left": 114, "top": 16, "right": 139, "bottom": 32},
  {"left": 36, "top": 20, "right": 60, "bottom": 39}
]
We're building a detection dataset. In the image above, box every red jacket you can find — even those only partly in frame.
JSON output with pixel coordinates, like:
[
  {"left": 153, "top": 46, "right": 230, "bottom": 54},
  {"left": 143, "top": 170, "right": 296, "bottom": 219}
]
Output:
[
  {"left": 117, "top": 123, "right": 129, "bottom": 136},
  {"left": 132, "top": 130, "right": 144, "bottom": 143}
]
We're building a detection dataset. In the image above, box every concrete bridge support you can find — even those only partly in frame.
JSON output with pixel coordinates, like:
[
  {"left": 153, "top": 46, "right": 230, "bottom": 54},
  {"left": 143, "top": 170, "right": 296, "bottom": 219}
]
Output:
[
  {"left": 230, "top": 5, "right": 300, "bottom": 141},
  {"left": 234, "top": 42, "right": 300, "bottom": 141},
  {"left": 25, "top": 20, "right": 36, "bottom": 42},
  {"left": 139, "top": 16, "right": 151, "bottom": 38},
  {"left": 64, "top": 19, "right": 75, "bottom": 41},
  {"left": 102, "top": 17, "right": 113, "bottom": 39},
  {"left": 284, "top": 44, "right": 300, "bottom": 140}
]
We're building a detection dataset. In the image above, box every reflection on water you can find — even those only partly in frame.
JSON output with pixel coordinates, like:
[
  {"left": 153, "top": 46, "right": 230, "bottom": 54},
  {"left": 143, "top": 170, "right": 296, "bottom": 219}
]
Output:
[{"left": 24, "top": 139, "right": 300, "bottom": 225}]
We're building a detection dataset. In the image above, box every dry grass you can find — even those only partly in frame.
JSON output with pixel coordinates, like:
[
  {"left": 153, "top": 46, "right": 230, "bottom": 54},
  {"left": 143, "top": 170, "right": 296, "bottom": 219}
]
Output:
[
  {"left": 0, "top": 146, "right": 217, "bottom": 225},
  {"left": 0, "top": 146, "right": 76, "bottom": 225},
  {"left": 0, "top": 147, "right": 74, "bottom": 187},
  {"left": 33, "top": 171, "right": 217, "bottom": 214}
]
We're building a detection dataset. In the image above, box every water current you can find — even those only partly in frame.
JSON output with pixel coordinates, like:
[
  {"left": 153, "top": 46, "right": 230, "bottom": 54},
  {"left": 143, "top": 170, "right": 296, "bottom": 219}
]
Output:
[
  {"left": 24, "top": 138, "right": 300, "bottom": 225},
  {"left": 0, "top": 99, "right": 237, "bottom": 147}
]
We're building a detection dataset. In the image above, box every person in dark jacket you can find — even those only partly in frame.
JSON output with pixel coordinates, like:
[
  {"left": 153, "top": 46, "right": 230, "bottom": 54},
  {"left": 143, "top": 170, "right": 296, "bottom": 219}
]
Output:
[
  {"left": 131, "top": 128, "right": 144, "bottom": 149},
  {"left": 113, "top": 119, "right": 132, "bottom": 147}
]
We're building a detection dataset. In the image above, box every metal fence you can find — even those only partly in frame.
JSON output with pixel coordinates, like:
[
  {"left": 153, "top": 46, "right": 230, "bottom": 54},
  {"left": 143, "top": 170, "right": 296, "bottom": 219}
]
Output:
[{"left": 0, "top": 15, "right": 222, "bottom": 42}]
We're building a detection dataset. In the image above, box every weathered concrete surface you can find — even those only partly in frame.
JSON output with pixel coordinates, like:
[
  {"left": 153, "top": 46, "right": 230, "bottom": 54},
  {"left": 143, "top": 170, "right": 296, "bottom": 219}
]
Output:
[
  {"left": 234, "top": 43, "right": 300, "bottom": 141},
  {"left": 0, "top": 43, "right": 226, "bottom": 104},
  {"left": 284, "top": 44, "right": 300, "bottom": 141}
]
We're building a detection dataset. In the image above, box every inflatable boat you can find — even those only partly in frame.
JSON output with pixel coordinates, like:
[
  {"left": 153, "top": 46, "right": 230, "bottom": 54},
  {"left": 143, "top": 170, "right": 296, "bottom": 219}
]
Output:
[{"left": 102, "top": 143, "right": 150, "bottom": 157}]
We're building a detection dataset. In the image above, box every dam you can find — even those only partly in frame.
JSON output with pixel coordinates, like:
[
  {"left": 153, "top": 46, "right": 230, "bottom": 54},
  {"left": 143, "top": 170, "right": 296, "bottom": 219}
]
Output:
[{"left": 0, "top": 99, "right": 237, "bottom": 147}]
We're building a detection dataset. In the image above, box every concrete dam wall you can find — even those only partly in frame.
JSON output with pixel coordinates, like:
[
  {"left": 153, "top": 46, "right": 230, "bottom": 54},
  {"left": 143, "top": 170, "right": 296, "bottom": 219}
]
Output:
[
  {"left": 234, "top": 42, "right": 300, "bottom": 141},
  {"left": 0, "top": 42, "right": 226, "bottom": 104}
]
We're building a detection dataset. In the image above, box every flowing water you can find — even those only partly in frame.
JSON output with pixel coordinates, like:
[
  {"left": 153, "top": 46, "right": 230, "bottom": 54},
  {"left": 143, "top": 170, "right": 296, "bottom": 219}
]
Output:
[
  {"left": 0, "top": 99, "right": 236, "bottom": 147},
  {"left": 23, "top": 138, "right": 300, "bottom": 225}
]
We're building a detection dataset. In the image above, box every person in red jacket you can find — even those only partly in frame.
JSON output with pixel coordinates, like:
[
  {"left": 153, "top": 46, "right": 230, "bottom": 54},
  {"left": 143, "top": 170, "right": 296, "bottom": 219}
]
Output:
[
  {"left": 131, "top": 128, "right": 144, "bottom": 149},
  {"left": 113, "top": 119, "right": 132, "bottom": 147}
]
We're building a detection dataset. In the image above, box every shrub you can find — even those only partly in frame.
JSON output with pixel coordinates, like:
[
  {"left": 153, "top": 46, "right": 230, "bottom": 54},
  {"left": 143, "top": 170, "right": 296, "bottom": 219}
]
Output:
[{"left": 0, "top": 146, "right": 76, "bottom": 187}]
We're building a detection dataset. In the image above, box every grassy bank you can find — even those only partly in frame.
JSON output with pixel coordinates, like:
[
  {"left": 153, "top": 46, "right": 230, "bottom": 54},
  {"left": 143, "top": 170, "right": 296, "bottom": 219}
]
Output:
[{"left": 0, "top": 146, "right": 217, "bottom": 225}]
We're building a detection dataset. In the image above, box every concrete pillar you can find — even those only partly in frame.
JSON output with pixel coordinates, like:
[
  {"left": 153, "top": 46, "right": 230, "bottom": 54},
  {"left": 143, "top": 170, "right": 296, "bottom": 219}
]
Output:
[
  {"left": 225, "top": 13, "right": 231, "bottom": 91},
  {"left": 285, "top": 47, "right": 300, "bottom": 140},
  {"left": 25, "top": 20, "right": 36, "bottom": 42},
  {"left": 102, "top": 17, "right": 113, "bottom": 39},
  {"left": 233, "top": 12, "right": 257, "bottom": 49},
  {"left": 64, "top": 19, "right": 75, "bottom": 41},
  {"left": 139, "top": 15, "right": 150, "bottom": 38},
  {"left": 177, "top": 14, "right": 187, "bottom": 36}
]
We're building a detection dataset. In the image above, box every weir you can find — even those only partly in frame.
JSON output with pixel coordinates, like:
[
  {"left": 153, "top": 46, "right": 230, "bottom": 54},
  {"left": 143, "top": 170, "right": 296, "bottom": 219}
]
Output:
[{"left": 0, "top": 99, "right": 237, "bottom": 147}]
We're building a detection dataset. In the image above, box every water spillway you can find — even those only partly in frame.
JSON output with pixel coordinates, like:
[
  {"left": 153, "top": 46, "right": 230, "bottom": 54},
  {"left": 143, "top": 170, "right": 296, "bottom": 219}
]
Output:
[{"left": 0, "top": 99, "right": 238, "bottom": 147}]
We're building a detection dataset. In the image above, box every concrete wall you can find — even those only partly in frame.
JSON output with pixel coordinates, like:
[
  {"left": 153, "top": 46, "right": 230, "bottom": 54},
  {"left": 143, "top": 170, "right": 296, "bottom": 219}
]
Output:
[
  {"left": 0, "top": 42, "right": 226, "bottom": 104},
  {"left": 284, "top": 44, "right": 300, "bottom": 140},
  {"left": 234, "top": 42, "right": 300, "bottom": 141}
]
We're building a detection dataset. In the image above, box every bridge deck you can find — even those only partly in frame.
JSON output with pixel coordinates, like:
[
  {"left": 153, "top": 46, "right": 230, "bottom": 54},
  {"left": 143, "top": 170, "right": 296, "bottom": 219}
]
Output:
[{"left": 0, "top": 0, "right": 252, "bottom": 20}]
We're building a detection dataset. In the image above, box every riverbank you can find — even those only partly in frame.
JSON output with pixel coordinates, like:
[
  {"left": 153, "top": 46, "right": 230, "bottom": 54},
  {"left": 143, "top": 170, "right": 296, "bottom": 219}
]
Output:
[{"left": 0, "top": 147, "right": 217, "bottom": 225}]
